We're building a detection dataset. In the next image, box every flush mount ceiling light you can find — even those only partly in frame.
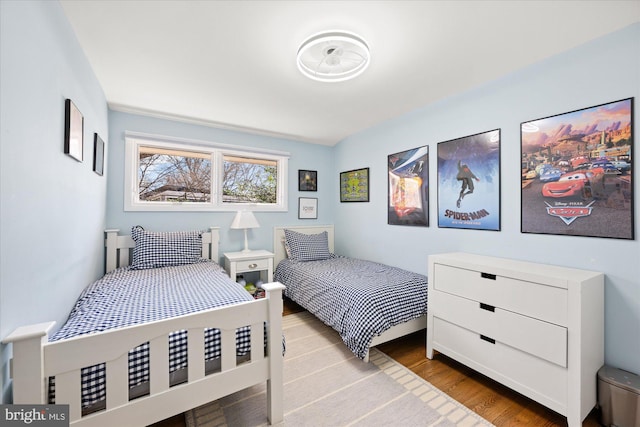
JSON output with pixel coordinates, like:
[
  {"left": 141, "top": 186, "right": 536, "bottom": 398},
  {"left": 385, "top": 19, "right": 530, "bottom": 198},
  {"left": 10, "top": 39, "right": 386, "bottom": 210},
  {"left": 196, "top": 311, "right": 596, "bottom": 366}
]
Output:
[{"left": 297, "top": 31, "right": 370, "bottom": 82}]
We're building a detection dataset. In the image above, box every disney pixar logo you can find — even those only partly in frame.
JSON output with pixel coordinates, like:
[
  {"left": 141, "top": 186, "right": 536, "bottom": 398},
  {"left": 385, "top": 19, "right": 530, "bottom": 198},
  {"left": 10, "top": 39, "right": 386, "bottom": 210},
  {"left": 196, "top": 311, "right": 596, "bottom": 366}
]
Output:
[
  {"left": 1, "top": 405, "right": 68, "bottom": 426},
  {"left": 545, "top": 201, "right": 595, "bottom": 225}
]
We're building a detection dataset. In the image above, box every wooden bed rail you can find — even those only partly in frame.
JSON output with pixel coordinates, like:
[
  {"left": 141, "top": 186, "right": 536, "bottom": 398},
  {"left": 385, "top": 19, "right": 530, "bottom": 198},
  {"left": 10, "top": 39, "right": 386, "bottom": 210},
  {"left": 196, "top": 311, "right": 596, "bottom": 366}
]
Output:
[{"left": 3, "top": 282, "right": 285, "bottom": 426}]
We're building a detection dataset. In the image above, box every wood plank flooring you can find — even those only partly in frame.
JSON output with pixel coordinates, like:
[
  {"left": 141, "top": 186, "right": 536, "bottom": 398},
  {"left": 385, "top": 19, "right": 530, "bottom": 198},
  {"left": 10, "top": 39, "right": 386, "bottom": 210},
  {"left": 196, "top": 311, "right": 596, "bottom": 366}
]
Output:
[{"left": 150, "top": 297, "right": 602, "bottom": 426}]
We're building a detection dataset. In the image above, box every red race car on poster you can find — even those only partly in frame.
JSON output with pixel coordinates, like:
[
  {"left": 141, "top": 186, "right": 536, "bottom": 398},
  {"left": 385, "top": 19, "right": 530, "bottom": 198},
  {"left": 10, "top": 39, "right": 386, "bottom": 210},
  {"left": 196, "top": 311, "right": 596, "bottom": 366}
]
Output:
[{"left": 542, "top": 171, "right": 594, "bottom": 198}]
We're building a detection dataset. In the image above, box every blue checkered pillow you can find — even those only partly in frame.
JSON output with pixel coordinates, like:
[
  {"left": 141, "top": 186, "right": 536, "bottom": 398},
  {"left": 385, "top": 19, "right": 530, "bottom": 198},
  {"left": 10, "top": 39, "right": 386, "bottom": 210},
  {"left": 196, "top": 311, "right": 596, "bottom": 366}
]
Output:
[
  {"left": 130, "top": 226, "right": 204, "bottom": 270},
  {"left": 284, "top": 229, "right": 332, "bottom": 262}
]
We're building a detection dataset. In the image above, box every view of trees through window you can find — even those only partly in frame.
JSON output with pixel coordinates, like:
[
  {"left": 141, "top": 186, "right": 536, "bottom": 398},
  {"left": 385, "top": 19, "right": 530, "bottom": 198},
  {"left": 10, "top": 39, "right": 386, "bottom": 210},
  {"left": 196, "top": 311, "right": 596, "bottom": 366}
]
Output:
[
  {"left": 223, "top": 155, "right": 277, "bottom": 204},
  {"left": 138, "top": 147, "right": 212, "bottom": 203},
  {"left": 137, "top": 147, "right": 278, "bottom": 205}
]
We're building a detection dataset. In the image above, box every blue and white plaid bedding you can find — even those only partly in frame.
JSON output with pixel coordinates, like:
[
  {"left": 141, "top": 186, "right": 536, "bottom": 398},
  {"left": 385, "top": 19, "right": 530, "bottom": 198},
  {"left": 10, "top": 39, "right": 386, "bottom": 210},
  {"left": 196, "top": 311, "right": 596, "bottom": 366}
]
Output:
[
  {"left": 274, "top": 256, "right": 427, "bottom": 359},
  {"left": 48, "top": 260, "right": 254, "bottom": 408}
]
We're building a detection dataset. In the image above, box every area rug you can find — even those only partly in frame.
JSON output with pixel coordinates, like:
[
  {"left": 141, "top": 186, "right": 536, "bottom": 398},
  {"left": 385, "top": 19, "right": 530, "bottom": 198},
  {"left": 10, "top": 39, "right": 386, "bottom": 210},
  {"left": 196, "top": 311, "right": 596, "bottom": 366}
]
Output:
[{"left": 185, "top": 311, "right": 493, "bottom": 427}]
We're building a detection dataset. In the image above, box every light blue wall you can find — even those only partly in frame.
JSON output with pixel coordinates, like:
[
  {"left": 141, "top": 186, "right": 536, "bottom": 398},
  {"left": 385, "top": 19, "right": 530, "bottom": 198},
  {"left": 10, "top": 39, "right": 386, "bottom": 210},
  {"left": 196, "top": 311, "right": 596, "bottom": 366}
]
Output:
[
  {"left": 106, "top": 111, "right": 334, "bottom": 260},
  {"left": 1, "top": 0, "right": 638, "bottom": 405},
  {"left": 334, "top": 23, "right": 640, "bottom": 375},
  {"left": 0, "top": 1, "right": 109, "bottom": 402}
]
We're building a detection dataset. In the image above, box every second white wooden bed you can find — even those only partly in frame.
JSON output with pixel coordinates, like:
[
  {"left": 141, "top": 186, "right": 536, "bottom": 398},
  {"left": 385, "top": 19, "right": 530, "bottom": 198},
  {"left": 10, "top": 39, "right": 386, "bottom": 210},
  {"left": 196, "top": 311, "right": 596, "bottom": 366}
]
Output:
[
  {"left": 3, "top": 227, "right": 285, "bottom": 426},
  {"left": 273, "top": 225, "right": 426, "bottom": 362}
]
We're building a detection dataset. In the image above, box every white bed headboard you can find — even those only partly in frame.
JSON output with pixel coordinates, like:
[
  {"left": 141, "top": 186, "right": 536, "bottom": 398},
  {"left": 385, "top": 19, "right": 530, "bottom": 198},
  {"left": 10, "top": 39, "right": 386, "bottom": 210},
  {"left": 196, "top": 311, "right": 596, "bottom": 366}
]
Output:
[
  {"left": 104, "top": 227, "right": 221, "bottom": 273},
  {"left": 273, "top": 225, "right": 335, "bottom": 266}
]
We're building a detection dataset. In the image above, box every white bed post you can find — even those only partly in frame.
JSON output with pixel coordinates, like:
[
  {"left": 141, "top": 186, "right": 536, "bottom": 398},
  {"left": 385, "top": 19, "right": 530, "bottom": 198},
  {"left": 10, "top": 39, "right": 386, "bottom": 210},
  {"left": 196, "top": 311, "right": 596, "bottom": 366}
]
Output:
[
  {"left": 262, "top": 282, "right": 285, "bottom": 425},
  {"left": 105, "top": 229, "right": 119, "bottom": 273},
  {"left": 2, "top": 321, "right": 56, "bottom": 404}
]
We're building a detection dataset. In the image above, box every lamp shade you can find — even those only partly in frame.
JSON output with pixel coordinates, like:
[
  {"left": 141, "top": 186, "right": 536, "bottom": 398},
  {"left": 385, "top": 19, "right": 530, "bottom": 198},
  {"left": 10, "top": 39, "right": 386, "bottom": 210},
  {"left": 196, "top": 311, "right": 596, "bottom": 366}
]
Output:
[
  {"left": 231, "top": 211, "right": 260, "bottom": 253},
  {"left": 230, "top": 210, "right": 260, "bottom": 230}
]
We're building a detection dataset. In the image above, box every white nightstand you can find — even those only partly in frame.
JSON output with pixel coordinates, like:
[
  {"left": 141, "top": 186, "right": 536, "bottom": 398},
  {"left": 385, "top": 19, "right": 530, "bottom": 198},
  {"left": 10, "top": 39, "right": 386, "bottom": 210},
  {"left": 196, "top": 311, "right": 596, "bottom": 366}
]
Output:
[{"left": 224, "top": 250, "right": 274, "bottom": 283}]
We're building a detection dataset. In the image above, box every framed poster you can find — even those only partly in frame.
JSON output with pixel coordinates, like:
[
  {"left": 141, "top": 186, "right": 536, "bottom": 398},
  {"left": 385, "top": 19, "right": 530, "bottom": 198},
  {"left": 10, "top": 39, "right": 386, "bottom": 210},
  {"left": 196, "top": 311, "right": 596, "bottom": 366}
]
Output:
[
  {"left": 340, "top": 168, "right": 369, "bottom": 202},
  {"left": 64, "top": 99, "right": 83, "bottom": 162},
  {"left": 93, "top": 133, "right": 105, "bottom": 176},
  {"left": 298, "top": 170, "right": 317, "bottom": 191},
  {"left": 388, "top": 145, "right": 429, "bottom": 226},
  {"left": 298, "top": 197, "right": 318, "bottom": 219},
  {"left": 437, "top": 129, "right": 501, "bottom": 231},
  {"left": 521, "top": 98, "right": 634, "bottom": 239}
]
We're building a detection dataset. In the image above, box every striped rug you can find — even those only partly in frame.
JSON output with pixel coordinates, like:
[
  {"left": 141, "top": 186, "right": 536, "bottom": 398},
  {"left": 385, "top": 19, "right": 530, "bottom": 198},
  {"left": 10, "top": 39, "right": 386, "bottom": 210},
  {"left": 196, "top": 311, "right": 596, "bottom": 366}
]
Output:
[{"left": 185, "top": 311, "right": 493, "bottom": 427}]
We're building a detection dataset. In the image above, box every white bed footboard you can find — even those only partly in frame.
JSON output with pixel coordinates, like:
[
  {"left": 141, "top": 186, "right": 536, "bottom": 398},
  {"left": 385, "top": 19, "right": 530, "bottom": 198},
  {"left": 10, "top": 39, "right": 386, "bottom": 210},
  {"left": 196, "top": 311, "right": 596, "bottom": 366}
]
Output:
[{"left": 3, "top": 283, "right": 285, "bottom": 426}]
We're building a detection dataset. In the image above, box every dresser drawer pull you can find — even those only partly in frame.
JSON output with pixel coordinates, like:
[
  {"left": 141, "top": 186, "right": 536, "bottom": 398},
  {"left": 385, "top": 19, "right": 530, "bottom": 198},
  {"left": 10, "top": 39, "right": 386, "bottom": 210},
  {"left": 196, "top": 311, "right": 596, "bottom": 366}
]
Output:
[
  {"left": 480, "top": 335, "right": 496, "bottom": 344},
  {"left": 248, "top": 263, "right": 258, "bottom": 269},
  {"left": 480, "top": 272, "right": 496, "bottom": 280},
  {"left": 480, "top": 303, "right": 495, "bottom": 312}
]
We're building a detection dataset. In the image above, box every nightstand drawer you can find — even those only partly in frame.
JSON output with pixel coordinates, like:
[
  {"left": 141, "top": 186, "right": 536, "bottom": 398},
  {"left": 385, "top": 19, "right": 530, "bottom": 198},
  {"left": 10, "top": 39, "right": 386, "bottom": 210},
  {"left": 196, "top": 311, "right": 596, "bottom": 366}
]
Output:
[{"left": 235, "top": 258, "right": 270, "bottom": 272}]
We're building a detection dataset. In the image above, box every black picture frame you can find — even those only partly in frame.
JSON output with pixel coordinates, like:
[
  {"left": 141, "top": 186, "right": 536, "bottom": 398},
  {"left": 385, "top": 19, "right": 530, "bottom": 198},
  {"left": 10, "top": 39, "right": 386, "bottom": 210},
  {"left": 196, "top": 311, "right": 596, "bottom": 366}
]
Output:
[
  {"left": 437, "top": 129, "right": 501, "bottom": 231},
  {"left": 388, "top": 146, "right": 429, "bottom": 226},
  {"left": 298, "top": 197, "right": 318, "bottom": 219},
  {"left": 340, "top": 167, "right": 369, "bottom": 202},
  {"left": 298, "top": 170, "right": 317, "bottom": 191},
  {"left": 64, "top": 99, "right": 83, "bottom": 162},
  {"left": 521, "top": 97, "right": 634, "bottom": 240},
  {"left": 93, "top": 133, "right": 105, "bottom": 176}
]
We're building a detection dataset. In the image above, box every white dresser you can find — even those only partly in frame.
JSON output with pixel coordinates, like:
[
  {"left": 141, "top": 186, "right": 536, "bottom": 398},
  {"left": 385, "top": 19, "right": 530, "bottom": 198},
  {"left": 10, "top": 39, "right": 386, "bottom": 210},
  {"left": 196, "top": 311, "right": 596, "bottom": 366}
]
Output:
[{"left": 426, "top": 252, "right": 604, "bottom": 427}]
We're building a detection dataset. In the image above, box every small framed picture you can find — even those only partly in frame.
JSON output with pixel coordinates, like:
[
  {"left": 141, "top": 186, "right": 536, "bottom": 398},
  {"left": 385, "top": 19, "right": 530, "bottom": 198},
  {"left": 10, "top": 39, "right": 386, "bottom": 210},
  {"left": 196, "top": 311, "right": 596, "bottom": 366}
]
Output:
[
  {"left": 93, "top": 133, "right": 105, "bottom": 176},
  {"left": 298, "top": 197, "right": 318, "bottom": 219},
  {"left": 299, "top": 170, "right": 317, "bottom": 191},
  {"left": 64, "top": 99, "right": 83, "bottom": 162},
  {"left": 340, "top": 167, "right": 369, "bottom": 202}
]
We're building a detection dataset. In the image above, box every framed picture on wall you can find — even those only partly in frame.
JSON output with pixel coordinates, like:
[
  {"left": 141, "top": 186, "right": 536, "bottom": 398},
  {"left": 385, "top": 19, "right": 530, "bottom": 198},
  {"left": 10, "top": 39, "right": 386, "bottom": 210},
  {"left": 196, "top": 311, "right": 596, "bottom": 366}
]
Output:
[
  {"left": 93, "top": 133, "right": 105, "bottom": 176},
  {"left": 388, "top": 145, "right": 429, "bottom": 226},
  {"left": 437, "top": 129, "right": 501, "bottom": 231},
  {"left": 340, "top": 167, "right": 369, "bottom": 202},
  {"left": 298, "top": 170, "right": 317, "bottom": 191},
  {"left": 521, "top": 97, "right": 634, "bottom": 239},
  {"left": 64, "top": 99, "right": 83, "bottom": 162},
  {"left": 298, "top": 197, "right": 318, "bottom": 219}
]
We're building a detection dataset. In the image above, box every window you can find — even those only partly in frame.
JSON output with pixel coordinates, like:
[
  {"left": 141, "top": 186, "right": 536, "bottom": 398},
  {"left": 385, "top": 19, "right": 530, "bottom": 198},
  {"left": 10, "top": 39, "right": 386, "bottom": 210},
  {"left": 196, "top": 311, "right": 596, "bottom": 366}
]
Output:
[{"left": 124, "top": 133, "right": 288, "bottom": 211}]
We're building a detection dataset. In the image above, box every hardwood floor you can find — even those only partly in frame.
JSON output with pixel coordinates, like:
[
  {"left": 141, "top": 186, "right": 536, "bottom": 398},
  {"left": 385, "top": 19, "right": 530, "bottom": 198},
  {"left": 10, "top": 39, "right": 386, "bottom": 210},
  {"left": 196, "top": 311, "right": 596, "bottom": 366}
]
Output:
[
  {"left": 150, "top": 298, "right": 602, "bottom": 426},
  {"left": 376, "top": 330, "right": 601, "bottom": 427}
]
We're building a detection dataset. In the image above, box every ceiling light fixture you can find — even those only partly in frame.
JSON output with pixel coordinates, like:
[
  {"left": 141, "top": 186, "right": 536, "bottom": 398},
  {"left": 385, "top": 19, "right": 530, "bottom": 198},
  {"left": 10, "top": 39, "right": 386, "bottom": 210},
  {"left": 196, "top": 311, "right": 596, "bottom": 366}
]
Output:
[{"left": 297, "top": 31, "right": 370, "bottom": 82}]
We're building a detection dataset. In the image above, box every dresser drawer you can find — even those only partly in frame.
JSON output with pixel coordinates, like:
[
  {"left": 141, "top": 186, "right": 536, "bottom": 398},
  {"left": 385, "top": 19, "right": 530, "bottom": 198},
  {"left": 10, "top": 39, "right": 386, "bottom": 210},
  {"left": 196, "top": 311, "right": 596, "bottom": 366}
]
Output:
[
  {"left": 235, "top": 258, "right": 270, "bottom": 272},
  {"left": 431, "top": 290, "right": 567, "bottom": 367},
  {"left": 432, "top": 317, "right": 568, "bottom": 414},
  {"left": 433, "top": 263, "right": 567, "bottom": 326}
]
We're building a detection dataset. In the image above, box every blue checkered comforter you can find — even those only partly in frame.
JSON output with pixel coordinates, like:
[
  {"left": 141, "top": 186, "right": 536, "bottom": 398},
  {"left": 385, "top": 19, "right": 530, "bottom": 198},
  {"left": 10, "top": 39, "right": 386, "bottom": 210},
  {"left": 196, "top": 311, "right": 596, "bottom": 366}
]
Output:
[
  {"left": 49, "top": 261, "right": 254, "bottom": 408},
  {"left": 275, "top": 256, "right": 427, "bottom": 359}
]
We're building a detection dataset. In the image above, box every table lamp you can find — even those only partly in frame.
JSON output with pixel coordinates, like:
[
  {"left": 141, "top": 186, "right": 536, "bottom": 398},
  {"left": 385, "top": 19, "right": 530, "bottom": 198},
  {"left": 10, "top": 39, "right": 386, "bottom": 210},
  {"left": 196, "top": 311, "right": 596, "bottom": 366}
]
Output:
[{"left": 230, "top": 210, "right": 260, "bottom": 253}]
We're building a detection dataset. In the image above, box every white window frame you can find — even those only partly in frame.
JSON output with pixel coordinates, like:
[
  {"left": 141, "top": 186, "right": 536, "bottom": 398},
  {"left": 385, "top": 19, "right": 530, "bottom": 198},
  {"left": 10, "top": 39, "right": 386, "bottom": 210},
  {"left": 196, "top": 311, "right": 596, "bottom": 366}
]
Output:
[{"left": 124, "top": 132, "right": 289, "bottom": 212}]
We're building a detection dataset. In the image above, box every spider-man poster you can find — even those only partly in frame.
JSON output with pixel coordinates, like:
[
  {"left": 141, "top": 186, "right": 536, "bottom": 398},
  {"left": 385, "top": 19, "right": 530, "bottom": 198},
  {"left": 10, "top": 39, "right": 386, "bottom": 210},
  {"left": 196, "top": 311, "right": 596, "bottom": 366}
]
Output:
[{"left": 437, "top": 129, "right": 501, "bottom": 231}]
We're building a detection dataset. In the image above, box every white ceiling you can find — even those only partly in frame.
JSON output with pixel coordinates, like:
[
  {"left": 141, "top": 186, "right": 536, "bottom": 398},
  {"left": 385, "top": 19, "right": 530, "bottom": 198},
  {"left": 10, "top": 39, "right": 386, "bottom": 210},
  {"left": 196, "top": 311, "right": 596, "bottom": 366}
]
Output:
[{"left": 59, "top": 1, "right": 639, "bottom": 146}]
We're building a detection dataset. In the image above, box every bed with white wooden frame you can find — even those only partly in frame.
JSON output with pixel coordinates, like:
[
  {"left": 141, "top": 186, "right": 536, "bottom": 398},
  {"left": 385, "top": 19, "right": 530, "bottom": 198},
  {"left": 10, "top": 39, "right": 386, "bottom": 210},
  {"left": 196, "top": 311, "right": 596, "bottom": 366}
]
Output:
[
  {"left": 3, "top": 227, "right": 285, "bottom": 426},
  {"left": 273, "top": 225, "right": 427, "bottom": 362}
]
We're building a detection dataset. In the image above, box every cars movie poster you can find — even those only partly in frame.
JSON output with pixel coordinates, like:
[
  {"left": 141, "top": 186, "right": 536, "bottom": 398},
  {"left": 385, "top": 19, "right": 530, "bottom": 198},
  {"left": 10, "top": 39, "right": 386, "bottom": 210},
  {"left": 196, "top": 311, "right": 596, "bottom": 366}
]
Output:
[
  {"left": 437, "top": 129, "right": 501, "bottom": 231},
  {"left": 521, "top": 98, "right": 634, "bottom": 239}
]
